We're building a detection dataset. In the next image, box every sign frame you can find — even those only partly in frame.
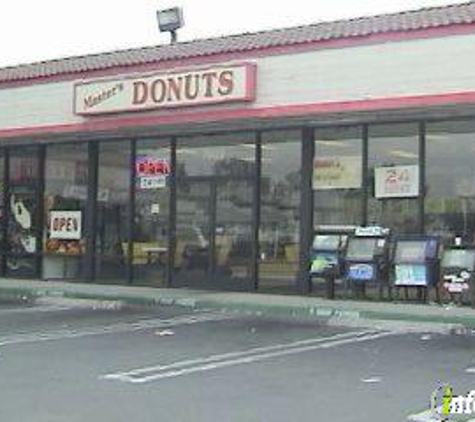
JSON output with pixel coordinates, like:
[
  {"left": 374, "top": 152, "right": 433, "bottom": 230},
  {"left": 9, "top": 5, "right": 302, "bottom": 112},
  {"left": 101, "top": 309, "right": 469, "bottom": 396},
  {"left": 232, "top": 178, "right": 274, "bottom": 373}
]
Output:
[
  {"left": 374, "top": 164, "right": 419, "bottom": 199},
  {"left": 74, "top": 63, "right": 257, "bottom": 116},
  {"left": 49, "top": 210, "right": 82, "bottom": 240}
]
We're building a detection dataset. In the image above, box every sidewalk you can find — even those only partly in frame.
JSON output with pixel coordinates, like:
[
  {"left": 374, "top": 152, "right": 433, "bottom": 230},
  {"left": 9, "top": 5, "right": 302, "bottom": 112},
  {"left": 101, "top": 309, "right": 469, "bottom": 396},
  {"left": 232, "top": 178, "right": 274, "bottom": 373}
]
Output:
[{"left": 1, "top": 278, "right": 475, "bottom": 328}]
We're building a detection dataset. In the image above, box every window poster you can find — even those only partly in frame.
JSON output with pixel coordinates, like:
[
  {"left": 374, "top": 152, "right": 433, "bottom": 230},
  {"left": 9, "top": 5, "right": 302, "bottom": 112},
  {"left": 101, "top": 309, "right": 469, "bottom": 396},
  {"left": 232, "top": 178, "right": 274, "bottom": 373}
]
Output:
[
  {"left": 313, "top": 156, "right": 362, "bottom": 190},
  {"left": 46, "top": 210, "right": 83, "bottom": 255},
  {"left": 50, "top": 211, "right": 82, "bottom": 240},
  {"left": 374, "top": 165, "right": 419, "bottom": 199}
]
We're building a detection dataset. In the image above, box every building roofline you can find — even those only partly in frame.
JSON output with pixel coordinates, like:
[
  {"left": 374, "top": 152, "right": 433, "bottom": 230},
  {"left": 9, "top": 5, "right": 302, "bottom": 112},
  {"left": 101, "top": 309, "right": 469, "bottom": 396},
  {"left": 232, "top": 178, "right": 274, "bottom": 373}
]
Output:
[{"left": 1, "top": 1, "right": 474, "bottom": 84}]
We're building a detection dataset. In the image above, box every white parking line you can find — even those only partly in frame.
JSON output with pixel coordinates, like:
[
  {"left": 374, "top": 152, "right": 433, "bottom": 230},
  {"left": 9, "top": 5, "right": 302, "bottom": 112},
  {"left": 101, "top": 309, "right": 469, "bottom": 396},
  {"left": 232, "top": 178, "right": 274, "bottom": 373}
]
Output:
[
  {"left": 407, "top": 409, "right": 439, "bottom": 421},
  {"left": 408, "top": 408, "right": 475, "bottom": 421},
  {"left": 102, "top": 329, "right": 397, "bottom": 384},
  {"left": 0, "top": 305, "right": 75, "bottom": 315},
  {"left": 0, "top": 312, "right": 232, "bottom": 347}
]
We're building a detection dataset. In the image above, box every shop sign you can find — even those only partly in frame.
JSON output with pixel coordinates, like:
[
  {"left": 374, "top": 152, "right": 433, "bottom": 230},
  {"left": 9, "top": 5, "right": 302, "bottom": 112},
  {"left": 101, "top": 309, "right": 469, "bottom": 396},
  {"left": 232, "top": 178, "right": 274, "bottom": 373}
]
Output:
[
  {"left": 394, "top": 264, "right": 427, "bottom": 286},
  {"left": 136, "top": 155, "right": 170, "bottom": 190},
  {"left": 50, "top": 211, "right": 82, "bottom": 240},
  {"left": 136, "top": 155, "right": 170, "bottom": 176},
  {"left": 313, "top": 156, "right": 361, "bottom": 190},
  {"left": 374, "top": 164, "right": 419, "bottom": 199},
  {"left": 74, "top": 63, "right": 256, "bottom": 115}
]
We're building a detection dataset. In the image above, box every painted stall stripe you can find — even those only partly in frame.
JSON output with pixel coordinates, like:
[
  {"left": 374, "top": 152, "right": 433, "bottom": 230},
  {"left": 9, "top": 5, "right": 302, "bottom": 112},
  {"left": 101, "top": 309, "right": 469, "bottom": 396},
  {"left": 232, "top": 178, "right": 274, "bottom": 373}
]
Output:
[
  {"left": 0, "top": 311, "right": 231, "bottom": 347},
  {"left": 102, "top": 329, "right": 396, "bottom": 384}
]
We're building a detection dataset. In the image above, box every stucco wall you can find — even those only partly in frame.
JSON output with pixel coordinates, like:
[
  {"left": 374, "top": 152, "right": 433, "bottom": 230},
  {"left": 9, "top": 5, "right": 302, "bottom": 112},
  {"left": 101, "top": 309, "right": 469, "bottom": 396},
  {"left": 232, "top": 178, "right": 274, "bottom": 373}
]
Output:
[{"left": 1, "top": 32, "right": 475, "bottom": 134}]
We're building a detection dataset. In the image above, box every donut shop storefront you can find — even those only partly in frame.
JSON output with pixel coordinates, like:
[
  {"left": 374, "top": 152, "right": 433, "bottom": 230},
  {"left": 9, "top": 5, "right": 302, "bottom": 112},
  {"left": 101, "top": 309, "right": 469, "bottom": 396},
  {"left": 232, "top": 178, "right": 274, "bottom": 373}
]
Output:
[{"left": 2, "top": 3, "right": 475, "bottom": 293}]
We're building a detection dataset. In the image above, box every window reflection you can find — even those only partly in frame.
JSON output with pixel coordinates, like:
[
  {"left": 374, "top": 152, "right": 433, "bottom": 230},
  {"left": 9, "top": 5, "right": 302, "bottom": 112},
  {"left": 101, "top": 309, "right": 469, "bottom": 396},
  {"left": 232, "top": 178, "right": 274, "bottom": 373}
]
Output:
[
  {"left": 96, "top": 141, "right": 131, "bottom": 282},
  {"left": 7, "top": 148, "right": 41, "bottom": 277},
  {"left": 175, "top": 133, "right": 255, "bottom": 290},
  {"left": 314, "top": 126, "right": 362, "bottom": 226},
  {"left": 43, "top": 144, "right": 88, "bottom": 280},
  {"left": 368, "top": 124, "right": 420, "bottom": 233},
  {"left": 259, "top": 131, "right": 300, "bottom": 292},
  {"left": 133, "top": 139, "right": 170, "bottom": 286},
  {"left": 426, "top": 120, "right": 475, "bottom": 242}
]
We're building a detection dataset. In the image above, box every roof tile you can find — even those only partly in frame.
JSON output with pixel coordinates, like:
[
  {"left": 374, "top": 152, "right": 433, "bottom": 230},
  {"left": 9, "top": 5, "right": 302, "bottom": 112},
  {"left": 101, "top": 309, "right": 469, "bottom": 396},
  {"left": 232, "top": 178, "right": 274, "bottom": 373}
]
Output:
[{"left": 1, "top": 1, "right": 475, "bottom": 83}]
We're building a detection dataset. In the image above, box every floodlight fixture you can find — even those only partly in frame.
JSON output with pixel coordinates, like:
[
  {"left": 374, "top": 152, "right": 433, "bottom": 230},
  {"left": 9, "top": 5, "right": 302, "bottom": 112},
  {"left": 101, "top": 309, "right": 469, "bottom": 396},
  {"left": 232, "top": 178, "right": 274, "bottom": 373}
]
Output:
[{"left": 157, "top": 7, "right": 184, "bottom": 44}]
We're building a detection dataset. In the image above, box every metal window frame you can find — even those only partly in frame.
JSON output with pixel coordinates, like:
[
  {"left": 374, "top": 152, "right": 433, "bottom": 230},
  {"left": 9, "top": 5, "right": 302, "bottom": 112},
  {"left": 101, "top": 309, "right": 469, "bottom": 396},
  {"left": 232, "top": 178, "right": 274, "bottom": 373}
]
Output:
[
  {"left": 298, "top": 127, "right": 315, "bottom": 294},
  {"left": 167, "top": 137, "right": 177, "bottom": 288},
  {"left": 126, "top": 139, "right": 137, "bottom": 284},
  {"left": 0, "top": 149, "right": 8, "bottom": 276},
  {"left": 84, "top": 141, "right": 99, "bottom": 281},
  {"left": 1, "top": 114, "right": 474, "bottom": 290},
  {"left": 35, "top": 145, "right": 46, "bottom": 277},
  {"left": 251, "top": 131, "right": 261, "bottom": 291},
  {"left": 418, "top": 121, "right": 426, "bottom": 234},
  {"left": 361, "top": 124, "right": 369, "bottom": 225}
]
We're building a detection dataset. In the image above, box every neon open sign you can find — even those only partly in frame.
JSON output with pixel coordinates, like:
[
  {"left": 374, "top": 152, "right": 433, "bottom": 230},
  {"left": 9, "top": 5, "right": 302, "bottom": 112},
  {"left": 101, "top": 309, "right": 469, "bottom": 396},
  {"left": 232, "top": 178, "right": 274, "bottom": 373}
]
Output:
[{"left": 135, "top": 156, "right": 171, "bottom": 177}]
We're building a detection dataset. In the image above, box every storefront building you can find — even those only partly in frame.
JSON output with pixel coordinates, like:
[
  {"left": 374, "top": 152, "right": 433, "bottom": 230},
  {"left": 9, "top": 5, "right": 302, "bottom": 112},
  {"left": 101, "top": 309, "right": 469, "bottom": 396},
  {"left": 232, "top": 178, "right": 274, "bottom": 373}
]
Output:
[{"left": 2, "top": 3, "right": 475, "bottom": 293}]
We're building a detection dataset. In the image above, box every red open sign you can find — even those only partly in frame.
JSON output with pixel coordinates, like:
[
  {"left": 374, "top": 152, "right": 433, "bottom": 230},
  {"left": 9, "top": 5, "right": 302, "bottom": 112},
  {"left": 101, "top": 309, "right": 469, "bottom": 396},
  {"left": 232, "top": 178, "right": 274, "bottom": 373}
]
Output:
[{"left": 136, "top": 156, "right": 170, "bottom": 176}]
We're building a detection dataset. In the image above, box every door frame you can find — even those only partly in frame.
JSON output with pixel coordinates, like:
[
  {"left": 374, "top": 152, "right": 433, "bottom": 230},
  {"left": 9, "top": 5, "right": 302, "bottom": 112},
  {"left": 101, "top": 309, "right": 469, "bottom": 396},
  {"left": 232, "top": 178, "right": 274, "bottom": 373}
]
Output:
[{"left": 174, "top": 174, "right": 255, "bottom": 288}]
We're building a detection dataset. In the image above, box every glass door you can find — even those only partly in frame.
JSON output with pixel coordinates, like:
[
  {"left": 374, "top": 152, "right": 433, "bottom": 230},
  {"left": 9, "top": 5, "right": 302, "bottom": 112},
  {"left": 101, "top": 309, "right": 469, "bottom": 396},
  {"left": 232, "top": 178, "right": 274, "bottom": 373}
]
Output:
[
  {"left": 133, "top": 139, "right": 171, "bottom": 286},
  {"left": 215, "top": 177, "right": 253, "bottom": 290},
  {"left": 174, "top": 176, "right": 253, "bottom": 290},
  {"left": 174, "top": 179, "right": 212, "bottom": 287}
]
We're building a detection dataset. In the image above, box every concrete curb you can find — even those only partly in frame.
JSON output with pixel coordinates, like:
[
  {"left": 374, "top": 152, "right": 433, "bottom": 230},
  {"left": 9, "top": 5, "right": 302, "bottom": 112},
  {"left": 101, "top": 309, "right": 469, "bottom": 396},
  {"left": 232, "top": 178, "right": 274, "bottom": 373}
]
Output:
[
  {"left": 193, "top": 298, "right": 475, "bottom": 328},
  {"left": 1, "top": 281, "right": 475, "bottom": 329}
]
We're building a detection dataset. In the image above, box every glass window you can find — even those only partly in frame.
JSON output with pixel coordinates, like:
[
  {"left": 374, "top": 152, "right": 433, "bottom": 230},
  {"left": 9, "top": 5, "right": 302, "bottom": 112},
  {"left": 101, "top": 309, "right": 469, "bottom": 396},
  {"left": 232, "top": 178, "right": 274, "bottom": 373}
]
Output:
[
  {"left": 259, "top": 130, "right": 301, "bottom": 292},
  {"left": 368, "top": 124, "right": 420, "bottom": 233},
  {"left": 346, "top": 238, "right": 377, "bottom": 260},
  {"left": 96, "top": 141, "right": 131, "bottom": 282},
  {"left": 133, "top": 138, "right": 170, "bottom": 287},
  {"left": 176, "top": 134, "right": 255, "bottom": 178},
  {"left": 394, "top": 240, "right": 427, "bottom": 262},
  {"left": 314, "top": 126, "right": 362, "bottom": 226},
  {"left": 442, "top": 249, "right": 475, "bottom": 270},
  {"left": 7, "top": 147, "right": 41, "bottom": 277},
  {"left": 43, "top": 143, "right": 88, "bottom": 280},
  {"left": 426, "top": 120, "right": 475, "bottom": 242},
  {"left": 175, "top": 133, "right": 255, "bottom": 291}
]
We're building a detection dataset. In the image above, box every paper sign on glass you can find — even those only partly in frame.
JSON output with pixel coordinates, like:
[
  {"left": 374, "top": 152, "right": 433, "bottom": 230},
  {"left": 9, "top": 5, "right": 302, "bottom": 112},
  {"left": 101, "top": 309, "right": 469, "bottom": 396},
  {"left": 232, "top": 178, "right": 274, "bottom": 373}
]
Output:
[
  {"left": 374, "top": 165, "right": 419, "bottom": 199},
  {"left": 313, "top": 156, "right": 362, "bottom": 190},
  {"left": 50, "top": 211, "right": 82, "bottom": 240}
]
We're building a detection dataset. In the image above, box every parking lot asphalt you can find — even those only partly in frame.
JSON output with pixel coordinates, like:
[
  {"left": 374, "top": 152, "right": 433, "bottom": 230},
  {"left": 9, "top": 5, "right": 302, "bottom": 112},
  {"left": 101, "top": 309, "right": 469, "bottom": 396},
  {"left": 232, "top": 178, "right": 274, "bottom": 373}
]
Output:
[{"left": 0, "top": 298, "right": 474, "bottom": 422}]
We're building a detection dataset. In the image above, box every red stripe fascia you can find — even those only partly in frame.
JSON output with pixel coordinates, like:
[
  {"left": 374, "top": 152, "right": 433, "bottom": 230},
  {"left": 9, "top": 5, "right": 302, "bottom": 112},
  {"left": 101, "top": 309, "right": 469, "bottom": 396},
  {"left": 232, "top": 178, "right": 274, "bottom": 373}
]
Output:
[
  {"left": 2, "top": 22, "right": 475, "bottom": 89},
  {"left": 2, "top": 89, "right": 475, "bottom": 140}
]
